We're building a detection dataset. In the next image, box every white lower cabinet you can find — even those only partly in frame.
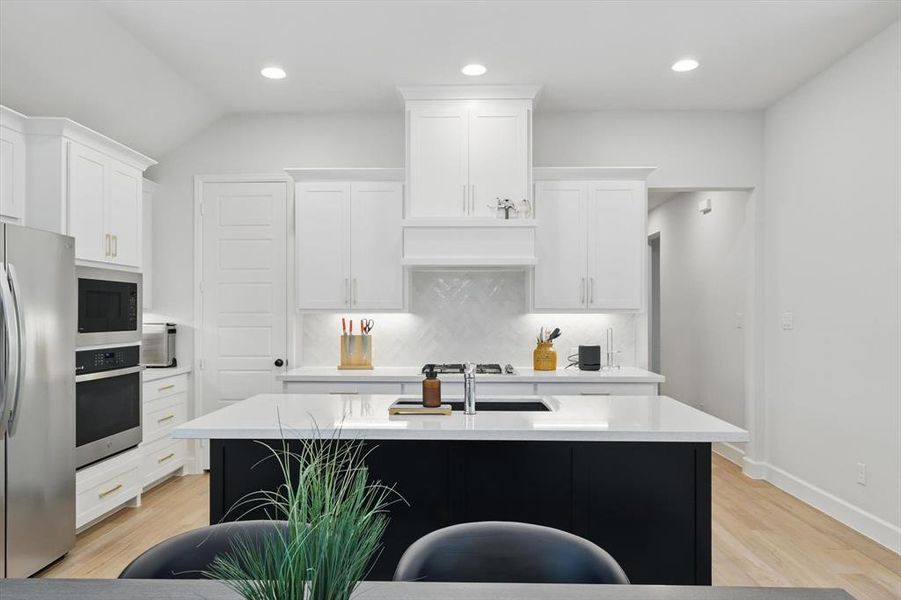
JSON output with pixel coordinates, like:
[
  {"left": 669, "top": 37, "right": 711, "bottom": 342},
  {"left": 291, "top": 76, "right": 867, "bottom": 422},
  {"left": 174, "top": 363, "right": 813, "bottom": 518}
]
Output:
[
  {"left": 75, "top": 449, "right": 142, "bottom": 529},
  {"left": 400, "top": 382, "right": 536, "bottom": 397},
  {"left": 535, "top": 382, "right": 659, "bottom": 396},
  {"left": 142, "top": 438, "right": 189, "bottom": 488}
]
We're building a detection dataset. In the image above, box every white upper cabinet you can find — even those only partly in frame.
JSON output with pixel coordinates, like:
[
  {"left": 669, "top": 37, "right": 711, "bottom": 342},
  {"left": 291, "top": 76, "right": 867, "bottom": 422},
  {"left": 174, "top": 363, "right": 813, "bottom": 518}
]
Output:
[
  {"left": 587, "top": 181, "right": 645, "bottom": 310},
  {"left": 292, "top": 171, "right": 404, "bottom": 311},
  {"left": 468, "top": 105, "right": 529, "bottom": 217},
  {"left": 349, "top": 182, "right": 403, "bottom": 309},
  {"left": 401, "top": 86, "right": 539, "bottom": 219},
  {"left": 296, "top": 182, "right": 351, "bottom": 309},
  {"left": 68, "top": 141, "right": 144, "bottom": 267},
  {"left": 533, "top": 182, "right": 589, "bottom": 310},
  {"left": 408, "top": 106, "right": 468, "bottom": 217},
  {"left": 68, "top": 141, "right": 108, "bottom": 262},
  {"left": 533, "top": 172, "right": 650, "bottom": 312},
  {"left": 0, "top": 107, "right": 27, "bottom": 225},
  {"left": 142, "top": 180, "right": 155, "bottom": 309}
]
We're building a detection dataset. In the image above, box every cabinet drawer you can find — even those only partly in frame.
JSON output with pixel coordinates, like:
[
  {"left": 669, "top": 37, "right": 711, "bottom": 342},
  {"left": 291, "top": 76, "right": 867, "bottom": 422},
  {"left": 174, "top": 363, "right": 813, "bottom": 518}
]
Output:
[
  {"left": 143, "top": 399, "right": 188, "bottom": 443},
  {"left": 283, "top": 382, "right": 403, "bottom": 395},
  {"left": 142, "top": 438, "right": 188, "bottom": 487},
  {"left": 143, "top": 389, "right": 187, "bottom": 414},
  {"left": 535, "top": 382, "right": 658, "bottom": 396},
  {"left": 143, "top": 374, "right": 188, "bottom": 403},
  {"left": 76, "top": 451, "right": 141, "bottom": 529},
  {"left": 401, "top": 382, "right": 535, "bottom": 397}
]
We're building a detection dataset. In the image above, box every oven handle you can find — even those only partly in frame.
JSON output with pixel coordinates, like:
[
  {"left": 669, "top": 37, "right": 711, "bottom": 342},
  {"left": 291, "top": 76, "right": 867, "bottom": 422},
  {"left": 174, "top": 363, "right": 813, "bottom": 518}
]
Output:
[
  {"left": 0, "top": 265, "right": 21, "bottom": 437},
  {"left": 76, "top": 365, "right": 144, "bottom": 383}
]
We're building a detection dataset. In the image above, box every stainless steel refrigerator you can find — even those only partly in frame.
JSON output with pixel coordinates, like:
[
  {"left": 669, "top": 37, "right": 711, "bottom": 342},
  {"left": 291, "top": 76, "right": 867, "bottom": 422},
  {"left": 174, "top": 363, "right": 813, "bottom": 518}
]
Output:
[{"left": 0, "top": 224, "right": 76, "bottom": 578}]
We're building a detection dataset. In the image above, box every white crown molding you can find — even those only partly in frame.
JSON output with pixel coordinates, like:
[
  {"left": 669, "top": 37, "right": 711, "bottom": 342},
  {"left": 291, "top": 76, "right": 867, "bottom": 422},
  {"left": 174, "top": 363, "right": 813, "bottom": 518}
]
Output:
[
  {"left": 533, "top": 166, "right": 657, "bottom": 181},
  {"left": 1, "top": 105, "right": 156, "bottom": 170},
  {"left": 0, "top": 105, "right": 29, "bottom": 133},
  {"left": 397, "top": 85, "right": 542, "bottom": 102},
  {"left": 285, "top": 167, "right": 404, "bottom": 182}
]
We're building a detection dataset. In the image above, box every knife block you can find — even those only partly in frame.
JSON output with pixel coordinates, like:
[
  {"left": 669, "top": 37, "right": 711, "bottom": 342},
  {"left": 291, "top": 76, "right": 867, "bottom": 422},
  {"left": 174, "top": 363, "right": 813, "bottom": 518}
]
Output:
[{"left": 338, "top": 335, "right": 373, "bottom": 370}]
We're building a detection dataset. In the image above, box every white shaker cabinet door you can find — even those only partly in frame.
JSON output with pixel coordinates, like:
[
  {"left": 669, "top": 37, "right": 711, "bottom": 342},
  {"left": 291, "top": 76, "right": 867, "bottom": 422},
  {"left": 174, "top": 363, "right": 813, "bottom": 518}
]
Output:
[
  {"left": 468, "top": 106, "right": 529, "bottom": 217},
  {"left": 349, "top": 182, "right": 403, "bottom": 310},
  {"left": 107, "top": 162, "right": 142, "bottom": 267},
  {"left": 533, "top": 182, "right": 589, "bottom": 310},
  {"left": 587, "top": 181, "right": 645, "bottom": 310},
  {"left": 408, "top": 106, "right": 469, "bottom": 217},
  {"left": 296, "top": 183, "right": 351, "bottom": 309},
  {"left": 67, "top": 141, "right": 108, "bottom": 262}
]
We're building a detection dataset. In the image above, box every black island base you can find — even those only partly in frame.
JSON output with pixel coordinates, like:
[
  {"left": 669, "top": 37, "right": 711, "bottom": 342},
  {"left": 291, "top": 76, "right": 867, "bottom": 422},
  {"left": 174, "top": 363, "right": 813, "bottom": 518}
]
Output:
[{"left": 209, "top": 439, "right": 712, "bottom": 585}]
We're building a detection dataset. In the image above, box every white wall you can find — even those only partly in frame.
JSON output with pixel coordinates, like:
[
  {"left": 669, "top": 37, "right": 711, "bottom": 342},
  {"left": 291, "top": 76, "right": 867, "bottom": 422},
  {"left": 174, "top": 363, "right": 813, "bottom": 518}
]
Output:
[
  {"left": 762, "top": 20, "right": 901, "bottom": 550},
  {"left": 534, "top": 110, "right": 763, "bottom": 188},
  {"left": 648, "top": 191, "right": 751, "bottom": 427}
]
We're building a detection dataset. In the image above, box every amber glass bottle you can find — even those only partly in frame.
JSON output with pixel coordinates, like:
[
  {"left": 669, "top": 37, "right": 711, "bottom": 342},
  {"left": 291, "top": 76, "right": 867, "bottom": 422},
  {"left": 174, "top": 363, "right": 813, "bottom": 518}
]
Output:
[{"left": 422, "top": 367, "right": 441, "bottom": 407}]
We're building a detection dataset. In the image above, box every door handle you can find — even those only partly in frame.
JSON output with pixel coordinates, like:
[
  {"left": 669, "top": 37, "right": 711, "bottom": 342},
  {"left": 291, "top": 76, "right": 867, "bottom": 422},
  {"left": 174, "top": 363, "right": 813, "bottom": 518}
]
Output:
[
  {"left": 580, "top": 277, "right": 586, "bottom": 304},
  {"left": 0, "top": 265, "right": 20, "bottom": 437},
  {"left": 590, "top": 277, "right": 595, "bottom": 304},
  {"left": 470, "top": 184, "right": 475, "bottom": 215},
  {"left": 580, "top": 392, "right": 611, "bottom": 396},
  {"left": 344, "top": 277, "right": 349, "bottom": 305},
  {"left": 157, "top": 452, "right": 176, "bottom": 464},
  {"left": 158, "top": 384, "right": 175, "bottom": 392},
  {"left": 157, "top": 414, "right": 175, "bottom": 424},
  {"left": 352, "top": 278, "right": 357, "bottom": 305},
  {"left": 105, "top": 234, "right": 111, "bottom": 257},
  {"left": 4, "top": 265, "right": 24, "bottom": 434},
  {"left": 462, "top": 184, "right": 467, "bottom": 214},
  {"left": 112, "top": 235, "right": 118, "bottom": 258},
  {"left": 274, "top": 358, "right": 284, "bottom": 367},
  {"left": 98, "top": 483, "right": 123, "bottom": 498}
]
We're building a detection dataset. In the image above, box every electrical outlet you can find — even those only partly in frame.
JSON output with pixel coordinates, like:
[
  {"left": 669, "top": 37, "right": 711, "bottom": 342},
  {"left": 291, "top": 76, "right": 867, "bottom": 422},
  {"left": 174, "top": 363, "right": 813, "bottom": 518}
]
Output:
[
  {"left": 856, "top": 462, "right": 867, "bottom": 486},
  {"left": 781, "top": 312, "right": 794, "bottom": 330}
]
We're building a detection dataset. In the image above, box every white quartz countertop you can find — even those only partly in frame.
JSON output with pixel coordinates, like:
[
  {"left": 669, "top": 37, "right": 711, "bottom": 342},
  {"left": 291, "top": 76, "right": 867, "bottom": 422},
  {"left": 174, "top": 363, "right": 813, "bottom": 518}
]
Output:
[
  {"left": 278, "top": 366, "right": 664, "bottom": 384},
  {"left": 142, "top": 365, "right": 192, "bottom": 382},
  {"left": 172, "top": 393, "right": 746, "bottom": 443}
]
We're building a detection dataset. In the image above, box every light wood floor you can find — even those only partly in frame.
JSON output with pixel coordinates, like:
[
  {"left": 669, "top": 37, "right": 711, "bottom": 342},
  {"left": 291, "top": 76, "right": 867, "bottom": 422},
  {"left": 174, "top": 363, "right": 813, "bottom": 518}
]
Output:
[{"left": 39, "top": 455, "right": 901, "bottom": 599}]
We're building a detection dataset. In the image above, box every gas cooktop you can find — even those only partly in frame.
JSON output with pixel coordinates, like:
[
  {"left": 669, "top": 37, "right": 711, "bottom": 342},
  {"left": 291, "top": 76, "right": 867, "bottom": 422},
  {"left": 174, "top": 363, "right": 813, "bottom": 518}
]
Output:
[{"left": 421, "top": 363, "right": 515, "bottom": 375}]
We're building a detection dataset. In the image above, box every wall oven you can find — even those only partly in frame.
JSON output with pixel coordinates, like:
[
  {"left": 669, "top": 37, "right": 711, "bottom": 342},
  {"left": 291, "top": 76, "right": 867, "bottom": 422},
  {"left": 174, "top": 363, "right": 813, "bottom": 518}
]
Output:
[
  {"left": 75, "top": 345, "right": 143, "bottom": 468},
  {"left": 76, "top": 266, "right": 142, "bottom": 347}
]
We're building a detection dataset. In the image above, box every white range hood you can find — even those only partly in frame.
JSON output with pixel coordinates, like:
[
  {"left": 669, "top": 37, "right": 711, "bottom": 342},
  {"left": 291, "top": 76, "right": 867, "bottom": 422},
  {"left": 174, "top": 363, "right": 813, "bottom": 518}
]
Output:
[{"left": 402, "top": 218, "right": 537, "bottom": 267}]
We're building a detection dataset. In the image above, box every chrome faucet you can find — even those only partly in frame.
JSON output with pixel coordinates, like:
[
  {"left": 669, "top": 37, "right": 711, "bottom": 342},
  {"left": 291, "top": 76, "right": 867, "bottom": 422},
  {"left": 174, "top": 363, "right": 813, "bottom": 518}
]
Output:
[{"left": 463, "top": 362, "right": 476, "bottom": 414}]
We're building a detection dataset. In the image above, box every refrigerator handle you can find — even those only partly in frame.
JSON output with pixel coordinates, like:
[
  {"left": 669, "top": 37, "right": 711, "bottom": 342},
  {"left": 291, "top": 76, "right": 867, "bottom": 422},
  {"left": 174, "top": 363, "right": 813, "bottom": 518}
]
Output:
[
  {"left": 5, "top": 264, "right": 24, "bottom": 434},
  {"left": 0, "top": 264, "right": 20, "bottom": 437}
]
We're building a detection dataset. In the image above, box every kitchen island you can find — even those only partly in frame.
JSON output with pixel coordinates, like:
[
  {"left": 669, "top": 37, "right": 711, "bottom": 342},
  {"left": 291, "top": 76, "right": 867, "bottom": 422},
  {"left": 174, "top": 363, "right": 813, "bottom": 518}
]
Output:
[{"left": 174, "top": 394, "right": 747, "bottom": 585}]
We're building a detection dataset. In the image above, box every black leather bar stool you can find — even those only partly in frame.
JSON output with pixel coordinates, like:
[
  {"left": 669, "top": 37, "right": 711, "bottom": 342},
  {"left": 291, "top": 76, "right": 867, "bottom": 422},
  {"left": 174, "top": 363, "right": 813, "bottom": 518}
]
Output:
[
  {"left": 119, "top": 520, "right": 289, "bottom": 579},
  {"left": 394, "top": 521, "right": 630, "bottom": 584}
]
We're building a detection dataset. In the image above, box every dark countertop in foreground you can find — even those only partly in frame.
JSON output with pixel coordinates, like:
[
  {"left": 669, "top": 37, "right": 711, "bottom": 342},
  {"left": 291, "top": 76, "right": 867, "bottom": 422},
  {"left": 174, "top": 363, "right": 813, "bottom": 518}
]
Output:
[{"left": 0, "top": 580, "right": 855, "bottom": 600}]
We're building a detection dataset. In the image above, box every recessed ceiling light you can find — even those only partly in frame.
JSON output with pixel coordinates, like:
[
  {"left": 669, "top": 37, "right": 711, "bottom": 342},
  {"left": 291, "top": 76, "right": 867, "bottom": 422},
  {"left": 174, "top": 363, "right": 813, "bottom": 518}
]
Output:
[
  {"left": 671, "top": 59, "right": 699, "bottom": 73},
  {"left": 461, "top": 63, "right": 487, "bottom": 76},
  {"left": 260, "top": 66, "right": 287, "bottom": 80}
]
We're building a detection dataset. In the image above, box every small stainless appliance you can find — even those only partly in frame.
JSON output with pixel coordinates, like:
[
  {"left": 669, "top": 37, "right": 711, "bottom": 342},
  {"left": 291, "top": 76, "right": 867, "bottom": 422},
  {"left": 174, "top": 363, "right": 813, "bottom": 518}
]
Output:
[
  {"left": 142, "top": 322, "right": 176, "bottom": 368},
  {"left": 1, "top": 224, "right": 76, "bottom": 578},
  {"left": 76, "top": 266, "right": 141, "bottom": 347},
  {"left": 75, "top": 345, "right": 142, "bottom": 469}
]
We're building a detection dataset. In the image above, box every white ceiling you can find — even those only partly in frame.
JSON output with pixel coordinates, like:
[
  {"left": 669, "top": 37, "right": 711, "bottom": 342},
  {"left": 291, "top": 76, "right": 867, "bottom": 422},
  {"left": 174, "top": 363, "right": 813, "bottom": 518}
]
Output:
[{"left": 1, "top": 1, "right": 898, "bottom": 157}]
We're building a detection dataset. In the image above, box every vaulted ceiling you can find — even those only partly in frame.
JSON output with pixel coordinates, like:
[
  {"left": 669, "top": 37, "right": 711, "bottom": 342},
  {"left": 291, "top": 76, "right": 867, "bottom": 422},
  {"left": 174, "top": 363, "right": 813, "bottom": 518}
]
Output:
[{"left": 1, "top": 1, "right": 898, "bottom": 158}]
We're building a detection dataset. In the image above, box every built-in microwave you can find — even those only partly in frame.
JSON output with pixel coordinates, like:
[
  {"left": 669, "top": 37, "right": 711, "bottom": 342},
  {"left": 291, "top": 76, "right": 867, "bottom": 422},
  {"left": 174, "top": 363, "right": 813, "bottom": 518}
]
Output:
[{"left": 76, "top": 266, "right": 142, "bottom": 347}]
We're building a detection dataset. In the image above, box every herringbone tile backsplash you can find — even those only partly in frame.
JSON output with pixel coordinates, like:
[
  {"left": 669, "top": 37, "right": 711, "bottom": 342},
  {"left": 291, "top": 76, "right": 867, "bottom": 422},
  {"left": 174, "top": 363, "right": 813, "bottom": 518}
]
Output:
[{"left": 301, "top": 271, "right": 639, "bottom": 367}]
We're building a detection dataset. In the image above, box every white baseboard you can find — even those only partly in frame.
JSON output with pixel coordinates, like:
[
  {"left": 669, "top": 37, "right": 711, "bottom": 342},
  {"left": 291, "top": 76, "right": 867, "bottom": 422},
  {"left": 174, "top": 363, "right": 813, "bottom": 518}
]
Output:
[
  {"left": 736, "top": 459, "right": 901, "bottom": 554},
  {"left": 713, "top": 442, "right": 745, "bottom": 466}
]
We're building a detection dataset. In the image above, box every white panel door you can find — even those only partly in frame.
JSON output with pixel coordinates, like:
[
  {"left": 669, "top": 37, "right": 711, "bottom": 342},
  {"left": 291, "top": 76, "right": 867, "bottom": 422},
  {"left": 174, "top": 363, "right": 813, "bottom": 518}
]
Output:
[
  {"left": 67, "top": 141, "right": 107, "bottom": 262},
  {"left": 468, "top": 106, "right": 529, "bottom": 217},
  {"left": 107, "top": 162, "right": 142, "bottom": 267},
  {"left": 408, "top": 107, "right": 469, "bottom": 217},
  {"left": 533, "top": 182, "right": 589, "bottom": 310},
  {"left": 349, "top": 182, "right": 403, "bottom": 310},
  {"left": 296, "top": 183, "right": 350, "bottom": 309},
  {"left": 587, "top": 181, "right": 645, "bottom": 310},
  {"left": 201, "top": 180, "right": 288, "bottom": 417},
  {"left": 0, "top": 125, "right": 26, "bottom": 224}
]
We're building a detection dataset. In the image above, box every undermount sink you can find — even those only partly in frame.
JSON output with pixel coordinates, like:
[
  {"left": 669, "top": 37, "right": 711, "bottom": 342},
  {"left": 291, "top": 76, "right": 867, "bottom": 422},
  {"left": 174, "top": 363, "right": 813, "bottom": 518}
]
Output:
[{"left": 393, "top": 397, "right": 551, "bottom": 412}]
